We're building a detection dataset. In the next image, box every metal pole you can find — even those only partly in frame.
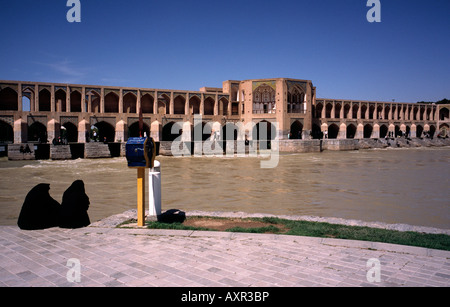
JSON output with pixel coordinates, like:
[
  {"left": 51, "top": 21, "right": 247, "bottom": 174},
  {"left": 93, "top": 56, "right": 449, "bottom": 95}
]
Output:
[{"left": 137, "top": 167, "right": 146, "bottom": 226}]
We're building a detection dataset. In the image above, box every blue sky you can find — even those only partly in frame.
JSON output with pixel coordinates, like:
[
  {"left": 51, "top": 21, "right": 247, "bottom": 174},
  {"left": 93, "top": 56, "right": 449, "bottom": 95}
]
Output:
[{"left": 1, "top": 0, "right": 449, "bottom": 102}]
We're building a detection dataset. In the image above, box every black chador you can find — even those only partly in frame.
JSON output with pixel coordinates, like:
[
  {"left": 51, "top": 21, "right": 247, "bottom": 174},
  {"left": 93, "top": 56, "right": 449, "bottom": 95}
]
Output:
[
  {"left": 17, "top": 184, "right": 60, "bottom": 230},
  {"left": 58, "top": 180, "right": 91, "bottom": 229}
]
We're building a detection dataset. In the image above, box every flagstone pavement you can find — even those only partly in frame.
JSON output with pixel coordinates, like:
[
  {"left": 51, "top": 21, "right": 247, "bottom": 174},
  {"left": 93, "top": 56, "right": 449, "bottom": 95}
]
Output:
[{"left": 1, "top": 221, "right": 449, "bottom": 287}]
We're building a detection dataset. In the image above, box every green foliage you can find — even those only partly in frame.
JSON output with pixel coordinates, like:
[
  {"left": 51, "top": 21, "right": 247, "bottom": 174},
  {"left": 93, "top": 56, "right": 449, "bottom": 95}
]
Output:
[{"left": 417, "top": 98, "right": 449, "bottom": 105}]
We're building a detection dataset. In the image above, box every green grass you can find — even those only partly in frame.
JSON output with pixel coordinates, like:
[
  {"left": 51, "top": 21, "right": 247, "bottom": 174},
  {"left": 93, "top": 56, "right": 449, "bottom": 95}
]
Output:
[
  {"left": 145, "top": 221, "right": 213, "bottom": 232},
  {"left": 265, "top": 217, "right": 450, "bottom": 251},
  {"left": 225, "top": 225, "right": 282, "bottom": 234},
  {"left": 138, "top": 216, "right": 450, "bottom": 251}
]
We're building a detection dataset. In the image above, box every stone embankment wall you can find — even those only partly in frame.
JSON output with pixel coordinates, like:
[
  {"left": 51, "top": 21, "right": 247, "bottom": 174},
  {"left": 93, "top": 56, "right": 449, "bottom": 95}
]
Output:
[
  {"left": 7, "top": 142, "right": 121, "bottom": 160},
  {"left": 357, "top": 137, "right": 450, "bottom": 150},
  {"left": 5, "top": 138, "right": 450, "bottom": 160},
  {"left": 279, "top": 138, "right": 450, "bottom": 153}
]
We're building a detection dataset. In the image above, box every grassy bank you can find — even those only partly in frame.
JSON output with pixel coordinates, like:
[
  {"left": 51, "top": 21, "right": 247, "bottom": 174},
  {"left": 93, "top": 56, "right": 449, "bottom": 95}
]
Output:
[{"left": 142, "top": 216, "right": 450, "bottom": 251}]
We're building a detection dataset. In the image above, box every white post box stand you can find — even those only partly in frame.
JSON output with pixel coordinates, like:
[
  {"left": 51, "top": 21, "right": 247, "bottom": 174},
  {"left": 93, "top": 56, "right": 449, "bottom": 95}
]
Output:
[{"left": 148, "top": 160, "right": 161, "bottom": 217}]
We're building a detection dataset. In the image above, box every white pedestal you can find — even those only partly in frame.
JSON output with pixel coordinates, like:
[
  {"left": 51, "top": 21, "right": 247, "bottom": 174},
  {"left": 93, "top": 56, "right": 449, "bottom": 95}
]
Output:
[{"left": 148, "top": 161, "right": 161, "bottom": 217}]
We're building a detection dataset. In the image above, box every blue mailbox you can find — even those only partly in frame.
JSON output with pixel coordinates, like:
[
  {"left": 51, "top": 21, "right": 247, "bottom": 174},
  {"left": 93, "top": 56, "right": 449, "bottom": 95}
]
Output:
[{"left": 126, "top": 137, "right": 156, "bottom": 168}]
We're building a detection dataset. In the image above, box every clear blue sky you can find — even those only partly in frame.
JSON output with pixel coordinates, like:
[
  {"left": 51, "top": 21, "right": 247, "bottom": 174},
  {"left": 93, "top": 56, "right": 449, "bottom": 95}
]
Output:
[{"left": 1, "top": 0, "right": 449, "bottom": 103}]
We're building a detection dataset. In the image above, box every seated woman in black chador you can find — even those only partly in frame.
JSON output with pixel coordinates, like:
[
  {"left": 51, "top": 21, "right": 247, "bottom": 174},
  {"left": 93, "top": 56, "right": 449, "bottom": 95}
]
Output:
[
  {"left": 17, "top": 184, "right": 60, "bottom": 230},
  {"left": 58, "top": 180, "right": 91, "bottom": 229}
]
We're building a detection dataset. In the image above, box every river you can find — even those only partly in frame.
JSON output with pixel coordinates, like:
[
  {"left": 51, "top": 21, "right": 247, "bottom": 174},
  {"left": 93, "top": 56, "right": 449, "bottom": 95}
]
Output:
[{"left": 0, "top": 147, "right": 449, "bottom": 229}]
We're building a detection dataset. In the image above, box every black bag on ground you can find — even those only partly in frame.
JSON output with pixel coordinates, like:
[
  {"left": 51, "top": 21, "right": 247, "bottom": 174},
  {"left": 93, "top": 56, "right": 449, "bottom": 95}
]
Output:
[{"left": 157, "top": 209, "right": 186, "bottom": 224}]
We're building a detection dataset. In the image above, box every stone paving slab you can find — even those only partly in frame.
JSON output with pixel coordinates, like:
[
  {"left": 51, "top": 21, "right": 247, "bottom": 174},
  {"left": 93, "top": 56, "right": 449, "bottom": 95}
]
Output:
[{"left": 0, "top": 224, "right": 449, "bottom": 287}]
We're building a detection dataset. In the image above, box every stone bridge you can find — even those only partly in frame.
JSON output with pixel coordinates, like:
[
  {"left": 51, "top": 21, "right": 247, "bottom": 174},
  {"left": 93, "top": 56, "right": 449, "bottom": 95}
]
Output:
[{"left": 0, "top": 79, "right": 448, "bottom": 158}]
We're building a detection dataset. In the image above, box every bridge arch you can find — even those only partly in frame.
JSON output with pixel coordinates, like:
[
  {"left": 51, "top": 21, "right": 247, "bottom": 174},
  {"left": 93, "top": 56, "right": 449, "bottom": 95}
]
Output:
[
  {"left": 376, "top": 105, "right": 383, "bottom": 119},
  {"left": 426, "top": 108, "right": 433, "bottom": 120},
  {"left": 61, "top": 122, "right": 78, "bottom": 143},
  {"left": 346, "top": 123, "right": 357, "bottom": 139},
  {"left": 219, "top": 97, "right": 229, "bottom": 116},
  {"left": 325, "top": 103, "right": 332, "bottom": 118},
  {"left": 352, "top": 104, "right": 359, "bottom": 119},
  {"left": 104, "top": 92, "right": 119, "bottom": 113},
  {"left": 162, "top": 121, "right": 182, "bottom": 141},
  {"left": 384, "top": 105, "right": 390, "bottom": 120},
  {"left": 343, "top": 104, "right": 351, "bottom": 119},
  {"left": 369, "top": 105, "right": 375, "bottom": 119},
  {"left": 189, "top": 96, "right": 201, "bottom": 115},
  {"left": 412, "top": 107, "right": 419, "bottom": 120},
  {"left": 429, "top": 125, "right": 436, "bottom": 138},
  {"left": 141, "top": 94, "right": 154, "bottom": 114},
  {"left": 70, "top": 90, "right": 82, "bottom": 113},
  {"left": 28, "top": 122, "right": 47, "bottom": 143},
  {"left": 327, "top": 123, "right": 339, "bottom": 139},
  {"left": 55, "top": 89, "right": 66, "bottom": 112},
  {"left": 94, "top": 121, "right": 115, "bottom": 142},
  {"left": 204, "top": 97, "right": 215, "bottom": 116},
  {"left": 380, "top": 124, "right": 388, "bottom": 138},
  {"left": 314, "top": 102, "right": 323, "bottom": 118},
  {"left": 158, "top": 94, "right": 170, "bottom": 115},
  {"left": 361, "top": 104, "right": 367, "bottom": 119},
  {"left": 419, "top": 106, "right": 425, "bottom": 120},
  {"left": 416, "top": 124, "right": 424, "bottom": 138},
  {"left": 128, "top": 121, "right": 150, "bottom": 138},
  {"left": 0, "top": 120, "right": 13, "bottom": 143},
  {"left": 290, "top": 120, "right": 303, "bottom": 139},
  {"left": 89, "top": 90, "right": 101, "bottom": 113},
  {"left": 22, "top": 94, "right": 31, "bottom": 112},
  {"left": 440, "top": 107, "right": 449, "bottom": 120},
  {"left": 39, "top": 88, "right": 51, "bottom": 112},
  {"left": 364, "top": 124, "right": 373, "bottom": 138},
  {"left": 174, "top": 95, "right": 186, "bottom": 115},
  {"left": 392, "top": 105, "right": 397, "bottom": 120},
  {"left": 0, "top": 87, "right": 18, "bottom": 111},
  {"left": 394, "top": 125, "right": 401, "bottom": 137},
  {"left": 334, "top": 103, "right": 341, "bottom": 119},
  {"left": 123, "top": 92, "right": 137, "bottom": 114},
  {"left": 405, "top": 125, "right": 411, "bottom": 137}
]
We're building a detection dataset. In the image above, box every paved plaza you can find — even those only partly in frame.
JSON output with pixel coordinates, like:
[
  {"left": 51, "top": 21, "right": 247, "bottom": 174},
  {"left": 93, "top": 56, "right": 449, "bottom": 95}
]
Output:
[{"left": 0, "top": 222, "right": 449, "bottom": 287}]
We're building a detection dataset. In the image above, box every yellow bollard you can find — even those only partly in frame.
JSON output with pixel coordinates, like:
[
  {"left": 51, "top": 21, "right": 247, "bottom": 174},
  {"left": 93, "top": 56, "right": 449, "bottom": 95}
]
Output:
[{"left": 137, "top": 167, "right": 146, "bottom": 226}]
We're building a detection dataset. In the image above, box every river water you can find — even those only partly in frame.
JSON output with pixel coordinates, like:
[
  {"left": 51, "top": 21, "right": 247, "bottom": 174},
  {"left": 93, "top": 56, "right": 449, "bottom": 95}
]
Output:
[{"left": 0, "top": 147, "right": 449, "bottom": 229}]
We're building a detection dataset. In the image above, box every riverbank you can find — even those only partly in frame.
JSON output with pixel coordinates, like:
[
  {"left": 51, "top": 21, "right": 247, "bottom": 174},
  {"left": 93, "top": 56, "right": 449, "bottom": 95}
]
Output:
[
  {"left": 92, "top": 209, "right": 450, "bottom": 236},
  {"left": 92, "top": 209, "right": 450, "bottom": 251}
]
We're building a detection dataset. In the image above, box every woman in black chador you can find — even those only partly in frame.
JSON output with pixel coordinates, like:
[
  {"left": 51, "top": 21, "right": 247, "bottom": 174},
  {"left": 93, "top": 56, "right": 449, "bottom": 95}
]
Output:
[
  {"left": 17, "top": 184, "right": 60, "bottom": 230},
  {"left": 58, "top": 180, "right": 91, "bottom": 229}
]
